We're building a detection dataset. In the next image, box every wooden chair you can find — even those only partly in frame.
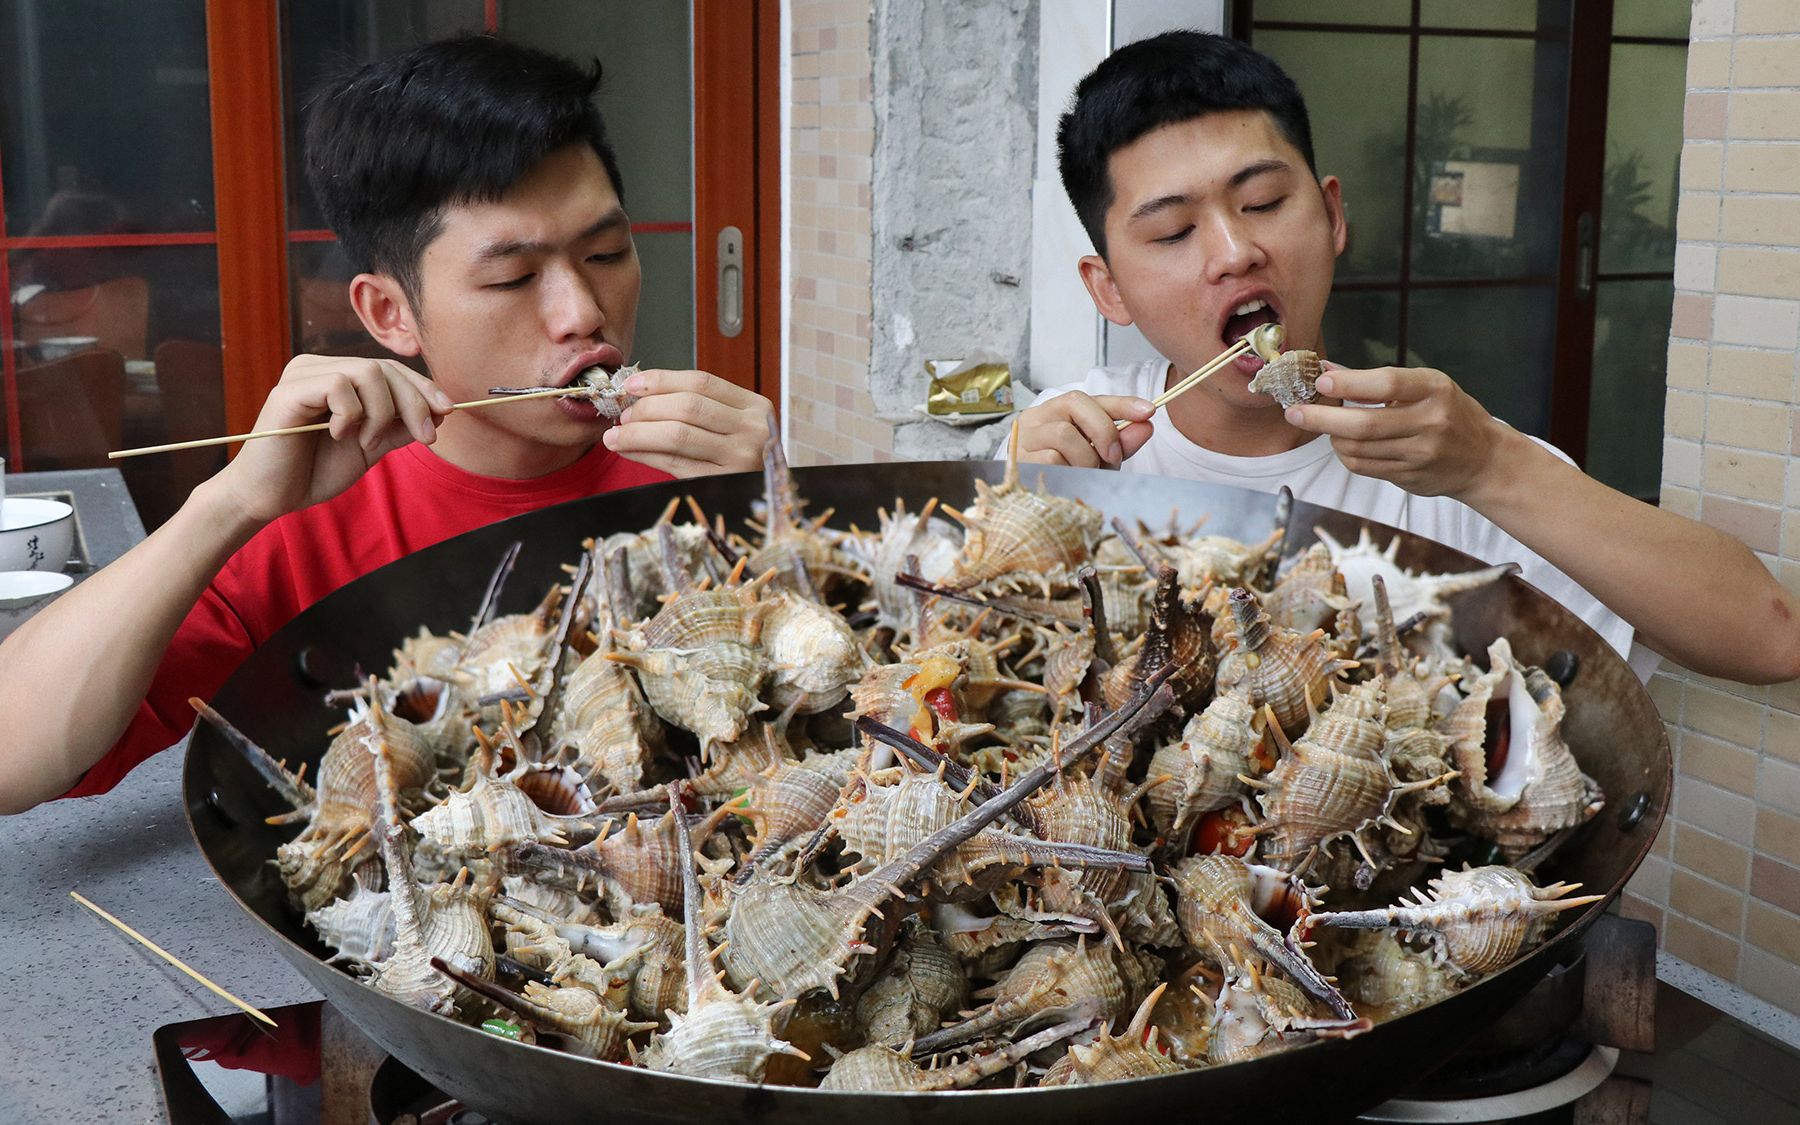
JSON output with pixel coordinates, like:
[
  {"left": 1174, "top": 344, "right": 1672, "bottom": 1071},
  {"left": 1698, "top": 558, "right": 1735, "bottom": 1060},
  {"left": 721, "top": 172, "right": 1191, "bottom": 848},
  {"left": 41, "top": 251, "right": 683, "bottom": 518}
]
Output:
[
  {"left": 125, "top": 339, "right": 229, "bottom": 527},
  {"left": 17, "top": 276, "right": 151, "bottom": 360},
  {"left": 152, "top": 339, "right": 227, "bottom": 444},
  {"left": 296, "top": 275, "right": 369, "bottom": 354},
  {"left": 15, "top": 349, "right": 127, "bottom": 470}
]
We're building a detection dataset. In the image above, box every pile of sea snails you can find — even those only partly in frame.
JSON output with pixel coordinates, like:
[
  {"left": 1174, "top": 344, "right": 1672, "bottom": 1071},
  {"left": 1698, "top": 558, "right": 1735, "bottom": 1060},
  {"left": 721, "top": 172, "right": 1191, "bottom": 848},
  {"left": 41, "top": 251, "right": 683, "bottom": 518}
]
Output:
[{"left": 198, "top": 419, "right": 1607, "bottom": 1089}]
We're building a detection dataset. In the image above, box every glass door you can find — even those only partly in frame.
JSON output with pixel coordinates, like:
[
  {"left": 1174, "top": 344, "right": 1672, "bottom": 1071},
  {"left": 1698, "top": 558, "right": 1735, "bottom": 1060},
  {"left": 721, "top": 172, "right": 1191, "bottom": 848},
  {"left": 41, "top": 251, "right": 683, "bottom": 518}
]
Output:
[
  {"left": 1242, "top": 0, "right": 1687, "bottom": 500},
  {"left": 282, "top": 0, "right": 699, "bottom": 371},
  {"left": 2, "top": 0, "right": 779, "bottom": 530},
  {"left": 1583, "top": 1, "right": 1688, "bottom": 500},
  {"left": 0, "top": 0, "right": 227, "bottom": 526}
]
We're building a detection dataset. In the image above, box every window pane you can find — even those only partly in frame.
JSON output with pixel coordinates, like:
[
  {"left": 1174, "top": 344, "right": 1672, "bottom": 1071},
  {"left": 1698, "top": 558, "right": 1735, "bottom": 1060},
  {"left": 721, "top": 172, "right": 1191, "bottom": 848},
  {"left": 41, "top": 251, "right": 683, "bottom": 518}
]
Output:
[
  {"left": 1614, "top": 0, "right": 1691, "bottom": 39},
  {"left": 7, "top": 245, "right": 223, "bottom": 525},
  {"left": 1, "top": 1, "right": 215, "bottom": 236},
  {"left": 279, "top": 0, "right": 696, "bottom": 370},
  {"left": 1412, "top": 35, "right": 1568, "bottom": 281},
  {"left": 1599, "top": 44, "right": 1685, "bottom": 275},
  {"left": 282, "top": 1, "right": 488, "bottom": 232},
  {"left": 1418, "top": 1, "right": 1541, "bottom": 31},
  {"left": 1253, "top": 31, "right": 1410, "bottom": 282},
  {"left": 289, "top": 241, "right": 415, "bottom": 364},
  {"left": 1407, "top": 285, "right": 1557, "bottom": 437},
  {"left": 502, "top": 1, "right": 695, "bottom": 370},
  {"left": 1586, "top": 278, "right": 1673, "bottom": 499},
  {"left": 1321, "top": 288, "right": 1402, "bottom": 370},
  {"left": 633, "top": 233, "right": 697, "bottom": 371},
  {"left": 503, "top": 2, "right": 693, "bottom": 227},
  {"left": 1254, "top": 0, "right": 1412, "bottom": 26}
]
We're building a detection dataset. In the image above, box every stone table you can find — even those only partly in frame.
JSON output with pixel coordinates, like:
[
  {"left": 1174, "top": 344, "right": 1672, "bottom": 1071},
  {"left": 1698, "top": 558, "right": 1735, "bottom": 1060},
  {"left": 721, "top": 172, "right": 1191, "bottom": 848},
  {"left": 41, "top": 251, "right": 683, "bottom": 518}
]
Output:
[{"left": 0, "top": 469, "right": 316, "bottom": 1122}]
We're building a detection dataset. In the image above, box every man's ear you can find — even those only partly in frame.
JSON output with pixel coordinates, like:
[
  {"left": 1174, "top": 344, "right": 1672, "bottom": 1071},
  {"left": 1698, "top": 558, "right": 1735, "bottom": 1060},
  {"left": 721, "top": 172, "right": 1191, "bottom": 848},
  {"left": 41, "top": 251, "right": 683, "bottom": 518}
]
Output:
[
  {"left": 348, "top": 273, "right": 423, "bottom": 358},
  {"left": 1078, "top": 254, "right": 1135, "bottom": 327},
  {"left": 1319, "top": 175, "right": 1348, "bottom": 258}
]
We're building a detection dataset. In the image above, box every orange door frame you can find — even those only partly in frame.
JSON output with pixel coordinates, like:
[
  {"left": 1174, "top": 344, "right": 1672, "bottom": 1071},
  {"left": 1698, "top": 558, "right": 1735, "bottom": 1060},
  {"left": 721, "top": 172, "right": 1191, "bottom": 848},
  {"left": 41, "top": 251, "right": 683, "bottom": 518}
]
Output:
[
  {"left": 203, "top": 1, "right": 779, "bottom": 438},
  {"left": 205, "top": 0, "right": 292, "bottom": 438},
  {"left": 694, "top": 0, "right": 784, "bottom": 411}
]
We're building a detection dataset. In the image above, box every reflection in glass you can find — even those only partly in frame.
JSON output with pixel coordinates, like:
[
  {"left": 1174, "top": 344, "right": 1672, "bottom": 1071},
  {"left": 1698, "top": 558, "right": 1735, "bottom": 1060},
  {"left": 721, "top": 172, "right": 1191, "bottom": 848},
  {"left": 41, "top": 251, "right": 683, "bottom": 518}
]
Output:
[
  {"left": 280, "top": 0, "right": 696, "bottom": 369},
  {"left": 1417, "top": 1, "right": 1539, "bottom": 31},
  {"left": 1254, "top": 31, "right": 1410, "bottom": 282},
  {"left": 0, "top": 1, "right": 214, "bottom": 237},
  {"left": 1586, "top": 279, "right": 1673, "bottom": 500},
  {"left": 1413, "top": 36, "right": 1567, "bottom": 281},
  {"left": 1613, "top": 0, "right": 1692, "bottom": 39},
  {"left": 287, "top": 242, "right": 403, "bottom": 363},
  {"left": 5, "top": 247, "right": 223, "bottom": 525},
  {"left": 1320, "top": 289, "right": 1401, "bottom": 371},
  {"left": 503, "top": 1, "right": 695, "bottom": 366},
  {"left": 1254, "top": 0, "right": 1412, "bottom": 26},
  {"left": 1599, "top": 45, "right": 1685, "bottom": 275},
  {"left": 633, "top": 233, "right": 698, "bottom": 370},
  {"left": 1408, "top": 285, "right": 1557, "bottom": 438},
  {"left": 282, "top": 1, "right": 488, "bottom": 231}
]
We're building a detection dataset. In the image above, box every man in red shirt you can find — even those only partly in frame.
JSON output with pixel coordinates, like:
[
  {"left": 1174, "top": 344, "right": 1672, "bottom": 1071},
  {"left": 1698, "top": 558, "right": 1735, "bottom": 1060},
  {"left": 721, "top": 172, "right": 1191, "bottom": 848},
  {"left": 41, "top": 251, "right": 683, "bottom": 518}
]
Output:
[{"left": 0, "top": 37, "right": 774, "bottom": 812}]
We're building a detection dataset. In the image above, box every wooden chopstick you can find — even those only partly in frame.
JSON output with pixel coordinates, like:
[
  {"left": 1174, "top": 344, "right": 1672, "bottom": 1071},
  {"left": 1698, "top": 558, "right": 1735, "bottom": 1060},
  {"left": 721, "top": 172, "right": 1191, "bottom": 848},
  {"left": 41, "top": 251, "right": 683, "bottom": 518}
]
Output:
[
  {"left": 69, "top": 890, "right": 279, "bottom": 1028},
  {"left": 1114, "top": 337, "right": 1256, "bottom": 430},
  {"left": 107, "top": 385, "right": 581, "bottom": 460}
]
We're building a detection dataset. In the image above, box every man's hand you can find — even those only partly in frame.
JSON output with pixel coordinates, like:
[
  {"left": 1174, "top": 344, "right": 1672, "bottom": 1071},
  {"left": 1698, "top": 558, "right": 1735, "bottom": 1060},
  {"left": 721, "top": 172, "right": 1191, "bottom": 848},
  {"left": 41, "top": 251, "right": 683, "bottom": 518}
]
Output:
[
  {"left": 214, "top": 355, "right": 452, "bottom": 526},
  {"left": 1011, "top": 392, "right": 1155, "bottom": 468},
  {"left": 602, "top": 369, "right": 775, "bottom": 477},
  {"left": 1283, "top": 365, "right": 1507, "bottom": 498}
]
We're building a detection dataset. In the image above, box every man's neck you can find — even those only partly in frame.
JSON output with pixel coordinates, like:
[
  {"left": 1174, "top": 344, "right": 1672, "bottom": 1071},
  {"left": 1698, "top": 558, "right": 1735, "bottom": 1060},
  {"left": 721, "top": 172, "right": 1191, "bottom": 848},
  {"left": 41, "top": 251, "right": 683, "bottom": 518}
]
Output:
[
  {"left": 424, "top": 416, "right": 594, "bottom": 479},
  {"left": 1159, "top": 361, "right": 1319, "bottom": 457}
]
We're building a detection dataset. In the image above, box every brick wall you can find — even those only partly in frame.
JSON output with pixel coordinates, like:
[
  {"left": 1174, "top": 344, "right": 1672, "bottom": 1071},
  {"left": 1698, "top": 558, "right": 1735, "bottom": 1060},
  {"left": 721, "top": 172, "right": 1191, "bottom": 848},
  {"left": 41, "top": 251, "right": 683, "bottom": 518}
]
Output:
[
  {"left": 786, "top": 0, "right": 887, "bottom": 466},
  {"left": 1620, "top": 0, "right": 1800, "bottom": 1015}
]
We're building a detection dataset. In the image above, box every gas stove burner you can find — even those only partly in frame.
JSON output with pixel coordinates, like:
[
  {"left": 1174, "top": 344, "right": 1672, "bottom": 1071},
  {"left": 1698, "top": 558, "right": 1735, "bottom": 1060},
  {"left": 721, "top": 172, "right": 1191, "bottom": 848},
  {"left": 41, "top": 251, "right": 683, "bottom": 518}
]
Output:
[{"left": 370, "top": 1053, "right": 483, "bottom": 1125}]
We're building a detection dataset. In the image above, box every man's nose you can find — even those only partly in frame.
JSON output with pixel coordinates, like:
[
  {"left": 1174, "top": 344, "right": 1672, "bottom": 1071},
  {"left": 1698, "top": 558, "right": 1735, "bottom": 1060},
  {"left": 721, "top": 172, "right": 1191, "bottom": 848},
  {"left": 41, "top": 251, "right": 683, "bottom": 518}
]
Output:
[
  {"left": 1200, "top": 214, "right": 1265, "bottom": 283},
  {"left": 542, "top": 262, "right": 607, "bottom": 341}
]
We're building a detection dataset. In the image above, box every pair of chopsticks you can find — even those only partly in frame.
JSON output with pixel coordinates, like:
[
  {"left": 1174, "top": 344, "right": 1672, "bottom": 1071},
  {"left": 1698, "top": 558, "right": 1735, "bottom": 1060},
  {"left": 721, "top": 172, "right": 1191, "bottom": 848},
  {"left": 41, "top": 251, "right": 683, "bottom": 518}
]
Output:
[
  {"left": 1115, "top": 321, "right": 1286, "bottom": 429},
  {"left": 107, "top": 385, "right": 583, "bottom": 460},
  {"left": 70, "top": 890, "right": 278, "bottom": 1027}
]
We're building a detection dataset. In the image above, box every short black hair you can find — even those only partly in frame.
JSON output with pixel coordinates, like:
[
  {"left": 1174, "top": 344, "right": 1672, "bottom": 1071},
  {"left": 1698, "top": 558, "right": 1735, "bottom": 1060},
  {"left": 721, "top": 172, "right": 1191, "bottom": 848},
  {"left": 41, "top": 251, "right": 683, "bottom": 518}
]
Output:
[
  {"left": 1057, "top": 31, "right": 1315, "bottom": 258},
  {"left": 303, "top": 34, "right": 625, "bottom": 306}
]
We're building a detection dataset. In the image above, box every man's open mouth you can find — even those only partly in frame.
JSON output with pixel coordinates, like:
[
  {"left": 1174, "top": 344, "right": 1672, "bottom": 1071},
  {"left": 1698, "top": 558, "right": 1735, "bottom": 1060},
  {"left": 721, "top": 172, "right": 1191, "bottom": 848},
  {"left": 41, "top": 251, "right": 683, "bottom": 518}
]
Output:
[
  {"left": 557, "top": 344, "right": 627, "bottom": 388},
  {"left": 1221, "top": 297, "right": 1281, "bottom": 350}
]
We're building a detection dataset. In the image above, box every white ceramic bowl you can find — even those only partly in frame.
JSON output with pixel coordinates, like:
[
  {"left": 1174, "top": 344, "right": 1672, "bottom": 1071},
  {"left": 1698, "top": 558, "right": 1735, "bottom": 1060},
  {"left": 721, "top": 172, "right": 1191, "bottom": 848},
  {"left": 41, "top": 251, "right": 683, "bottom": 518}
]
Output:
[
  {"left": 0, "top": 570, "right": 73, "bottom": 613},
  {"left": 0, "top": 498, "right": 74, "bottom": 572},
  {"left": 34, "top": 335, "right": 100, "bottom": 361}
]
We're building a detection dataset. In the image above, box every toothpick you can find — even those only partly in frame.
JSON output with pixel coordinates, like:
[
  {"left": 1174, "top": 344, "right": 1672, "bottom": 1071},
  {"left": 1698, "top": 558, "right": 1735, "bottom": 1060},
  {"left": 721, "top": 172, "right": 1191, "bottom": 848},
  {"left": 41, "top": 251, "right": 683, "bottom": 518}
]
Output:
[
  {"left": 69, "top": 891, "right": 278, "bottom": 1027},
  {"left": 107, "top": 385, "right": 583, "bottom": 460}
]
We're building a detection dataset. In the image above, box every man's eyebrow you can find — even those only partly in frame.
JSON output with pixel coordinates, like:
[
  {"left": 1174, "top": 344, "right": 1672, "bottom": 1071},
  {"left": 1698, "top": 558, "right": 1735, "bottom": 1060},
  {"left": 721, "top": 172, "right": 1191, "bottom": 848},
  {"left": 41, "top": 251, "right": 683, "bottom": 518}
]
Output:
[
  {"left": 1126, "top": 160, "right": 1295, "bottom": 224},
  {"left": 473, "top": 208, "right": 631, "bottom": 261},
  {"left": 1228, "top": 158, "right": 1291, "bottom": 188},
  {"left": 1127, "top": 194, "right": 1190, "bottom": 223}
]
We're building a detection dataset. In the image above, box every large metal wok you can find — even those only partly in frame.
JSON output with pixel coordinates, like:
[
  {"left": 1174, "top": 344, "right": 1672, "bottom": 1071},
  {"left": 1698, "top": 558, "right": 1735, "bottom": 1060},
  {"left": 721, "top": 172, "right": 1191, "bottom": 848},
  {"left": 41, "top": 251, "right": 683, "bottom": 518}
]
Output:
[{"left": 184, "top": 461, "right": 1670, "bottom": 1125}]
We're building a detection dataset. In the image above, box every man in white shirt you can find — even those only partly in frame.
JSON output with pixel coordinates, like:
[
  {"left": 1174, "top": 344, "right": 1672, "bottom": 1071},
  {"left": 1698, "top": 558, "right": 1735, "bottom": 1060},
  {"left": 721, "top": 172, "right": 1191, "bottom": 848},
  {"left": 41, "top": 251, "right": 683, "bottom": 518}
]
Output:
[{"left": 1008, "top": 31, "right": 1798, "bottom": 686}]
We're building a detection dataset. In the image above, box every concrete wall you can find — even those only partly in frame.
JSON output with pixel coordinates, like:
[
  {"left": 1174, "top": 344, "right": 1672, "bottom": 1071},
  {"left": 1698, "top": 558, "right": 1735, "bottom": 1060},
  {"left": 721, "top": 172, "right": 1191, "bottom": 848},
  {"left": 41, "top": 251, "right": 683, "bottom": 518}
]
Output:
[
  {"left": 869, "top": 0, "right": 1039, "bottom": 460},
  {"left": 1620, "top": 0, "right": 1800, "bottom": 1024},
  {"left": 786, "top": 1, "right": 1049, "bottom": 462}
]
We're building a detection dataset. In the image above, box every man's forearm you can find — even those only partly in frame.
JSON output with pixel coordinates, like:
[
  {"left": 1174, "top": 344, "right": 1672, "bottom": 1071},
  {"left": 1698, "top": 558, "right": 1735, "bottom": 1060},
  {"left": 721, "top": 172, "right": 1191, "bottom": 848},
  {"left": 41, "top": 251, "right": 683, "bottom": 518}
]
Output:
[
  {"left": 1458, "top": 427, "right": 1800, "bottom": 684},
  {"left": 0, "top": 478, "right": 267, "bottom": 812}
]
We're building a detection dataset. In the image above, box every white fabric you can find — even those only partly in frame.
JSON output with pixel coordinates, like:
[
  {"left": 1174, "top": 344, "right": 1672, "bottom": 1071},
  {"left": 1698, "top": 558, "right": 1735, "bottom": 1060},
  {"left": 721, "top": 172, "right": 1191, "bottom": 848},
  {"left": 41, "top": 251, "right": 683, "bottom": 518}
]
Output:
[{"left": 1006, "top": 359, "right": 1660, "bottom": 682}]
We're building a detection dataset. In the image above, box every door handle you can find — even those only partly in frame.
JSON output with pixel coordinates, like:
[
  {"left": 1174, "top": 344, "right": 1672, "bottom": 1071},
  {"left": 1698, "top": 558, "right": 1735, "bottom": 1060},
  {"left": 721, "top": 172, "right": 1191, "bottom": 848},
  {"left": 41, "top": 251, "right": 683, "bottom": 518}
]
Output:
[
  {"left": 1575, "top": 211, "right": 1596, "bottom": 301},
  {"left": 716, "top": 225, "right": 744, "bottom": 338}
]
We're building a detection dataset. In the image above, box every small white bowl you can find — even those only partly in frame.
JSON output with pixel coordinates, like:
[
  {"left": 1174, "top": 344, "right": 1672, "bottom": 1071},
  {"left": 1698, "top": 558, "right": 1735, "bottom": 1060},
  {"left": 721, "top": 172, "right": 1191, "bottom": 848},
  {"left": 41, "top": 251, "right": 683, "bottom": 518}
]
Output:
[
  {"left": 0, "top": 498, "right": 74, "bottom": 572},
  {"left": 0, "top": 570, "right": 73, "bottom": 612},
  {"left": 34, "top": 335, "right": 100, "bottom": 361}
]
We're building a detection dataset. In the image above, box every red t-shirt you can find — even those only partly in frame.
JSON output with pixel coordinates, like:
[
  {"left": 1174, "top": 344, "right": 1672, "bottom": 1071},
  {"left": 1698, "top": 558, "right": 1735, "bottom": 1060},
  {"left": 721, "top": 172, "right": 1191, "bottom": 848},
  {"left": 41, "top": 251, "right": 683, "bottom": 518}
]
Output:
[{"left": 64, "top": 441, "right": 669, "bottom": 798}]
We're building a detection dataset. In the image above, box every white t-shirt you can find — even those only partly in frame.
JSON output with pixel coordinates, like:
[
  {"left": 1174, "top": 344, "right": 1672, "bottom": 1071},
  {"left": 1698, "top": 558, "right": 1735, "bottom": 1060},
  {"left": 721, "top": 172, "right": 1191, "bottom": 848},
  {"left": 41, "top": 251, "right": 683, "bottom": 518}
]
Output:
[{"left": 1007, "top": 359, "right": 1659, "bottom": 681}]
